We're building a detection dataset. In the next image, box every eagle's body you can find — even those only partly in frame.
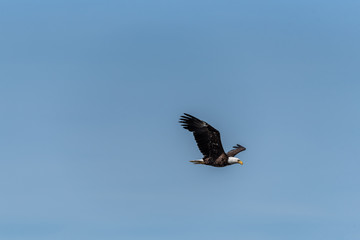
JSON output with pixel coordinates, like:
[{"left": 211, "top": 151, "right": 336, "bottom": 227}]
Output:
[{"left": 179, "top": 113, "right": 246, "bottom": 167}]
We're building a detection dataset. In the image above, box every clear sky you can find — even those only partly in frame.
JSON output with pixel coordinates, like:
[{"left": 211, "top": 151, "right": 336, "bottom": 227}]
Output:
[{"left": 1, "top": 0, "right": 360, "bottom": 239}]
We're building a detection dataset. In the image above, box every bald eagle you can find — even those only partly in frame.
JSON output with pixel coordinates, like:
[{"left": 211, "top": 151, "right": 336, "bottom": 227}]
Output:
[{"left": 179, "top": 113, "right": 246, "bottom": 167}]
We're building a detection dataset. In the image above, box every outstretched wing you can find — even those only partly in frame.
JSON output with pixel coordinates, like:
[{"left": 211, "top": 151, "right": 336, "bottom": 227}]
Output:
[
  {"left": 226, "top": 144, "right": 246, "bottom": 157},
  {"left": 179, "top": 113, "right": 225, "bottom": 160}
]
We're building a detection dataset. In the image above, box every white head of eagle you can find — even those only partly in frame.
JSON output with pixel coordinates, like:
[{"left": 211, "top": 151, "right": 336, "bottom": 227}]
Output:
[{"left": 179, "top": 113, "right": 246, "bottom": 167}]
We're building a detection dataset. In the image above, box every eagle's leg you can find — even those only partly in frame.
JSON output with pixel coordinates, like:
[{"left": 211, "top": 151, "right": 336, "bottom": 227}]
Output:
[{"left": 189, "top": 160, "right": 205, "bottom": 164}]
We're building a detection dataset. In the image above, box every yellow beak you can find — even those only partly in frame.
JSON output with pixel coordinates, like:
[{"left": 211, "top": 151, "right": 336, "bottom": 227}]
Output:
[{"left": 238, "top": 160, "right": 243, "bottom": 165}]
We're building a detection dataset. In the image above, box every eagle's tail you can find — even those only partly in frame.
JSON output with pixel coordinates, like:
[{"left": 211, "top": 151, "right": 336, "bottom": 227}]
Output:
[{"left": 189, "top": 160, "right": 204, "bottom": 164}]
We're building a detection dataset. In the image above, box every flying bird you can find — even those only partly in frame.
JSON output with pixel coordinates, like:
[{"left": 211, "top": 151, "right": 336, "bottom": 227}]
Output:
[{"left": 179, "top": 113, "right": 246, "bottom": 167}]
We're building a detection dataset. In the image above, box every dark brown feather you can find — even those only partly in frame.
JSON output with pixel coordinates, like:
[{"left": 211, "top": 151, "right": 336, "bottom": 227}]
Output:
[
  {"left": 226, "top": 144, "right": 246, "bottom": 157},
  {"left": 179, "top": 113, "right": 225, "bottom": 163},
  {"left": 206, "top": 153, "right": 229, "bottom": 167}
]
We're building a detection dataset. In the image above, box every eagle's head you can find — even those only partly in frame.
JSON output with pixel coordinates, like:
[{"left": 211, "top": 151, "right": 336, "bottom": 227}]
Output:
[{"left": 228, "top": 157, "right": 243, "bottom": 165}]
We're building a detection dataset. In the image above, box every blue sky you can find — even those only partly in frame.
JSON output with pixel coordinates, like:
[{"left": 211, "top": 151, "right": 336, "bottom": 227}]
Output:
[{"left": 1, "top": 0, "right": 360, "bottom": 239}]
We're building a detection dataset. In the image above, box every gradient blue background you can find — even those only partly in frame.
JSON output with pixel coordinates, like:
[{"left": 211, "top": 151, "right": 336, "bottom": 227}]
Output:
[{"left": 1, "top": 0, "right": 360, "bottom": 239}]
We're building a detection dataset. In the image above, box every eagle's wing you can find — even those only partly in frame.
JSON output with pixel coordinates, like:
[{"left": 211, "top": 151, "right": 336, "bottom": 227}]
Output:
[
  {"left": 179, "top": 113, "right": 225, "bottom": 160},
  {"left": 226, "top": 144, "right": 246, "bottom": 157}
]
